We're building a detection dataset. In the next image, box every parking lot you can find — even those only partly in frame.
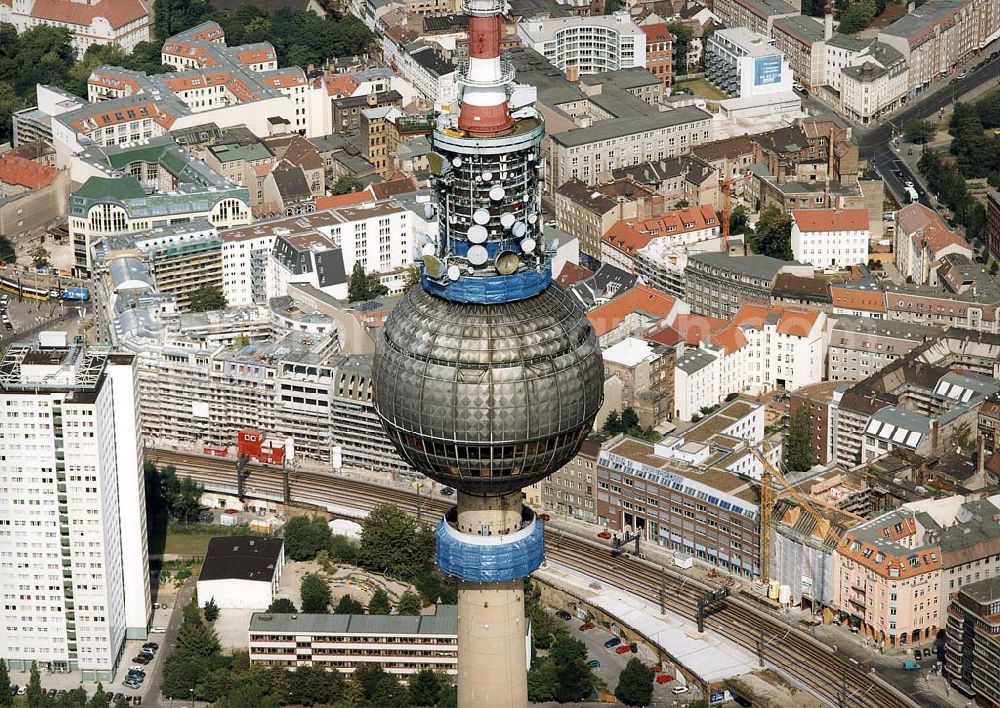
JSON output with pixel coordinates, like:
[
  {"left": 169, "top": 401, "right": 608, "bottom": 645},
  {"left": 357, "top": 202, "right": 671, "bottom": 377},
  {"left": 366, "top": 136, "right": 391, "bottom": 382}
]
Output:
[{"left": 0, "top": 292, "right": 87, "bottom": 346}]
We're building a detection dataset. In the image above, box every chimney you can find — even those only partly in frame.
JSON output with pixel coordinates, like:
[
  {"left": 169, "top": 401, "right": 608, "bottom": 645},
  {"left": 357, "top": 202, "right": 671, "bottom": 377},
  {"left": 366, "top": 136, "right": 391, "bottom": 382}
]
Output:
[{"left": 824, "top": 14, "right": 833, "bottom": 40}]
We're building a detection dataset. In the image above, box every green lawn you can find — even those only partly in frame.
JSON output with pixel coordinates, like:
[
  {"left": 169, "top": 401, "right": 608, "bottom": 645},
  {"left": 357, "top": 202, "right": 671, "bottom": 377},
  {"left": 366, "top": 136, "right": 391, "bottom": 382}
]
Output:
[
  {"left": 163, "top": 530, "right": 218, "bottom": 557},
  {"left": 674, "top": 78, "right": 728, "bottom": 101}
]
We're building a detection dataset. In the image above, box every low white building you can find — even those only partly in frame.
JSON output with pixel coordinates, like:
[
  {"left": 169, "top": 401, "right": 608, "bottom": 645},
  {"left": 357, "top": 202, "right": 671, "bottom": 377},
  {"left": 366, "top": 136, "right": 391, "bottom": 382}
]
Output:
[
  {"left": 517, "top": 12, "right": 646, "bottom": 74},
  {"left": 705, "top": 28, "right": 793, "bottom": 99},
  {"left": 672, "top": 327, "right": 750, "bottom": 421},
  {"left": 790, "top": 208, "right": 870, "bottom": 269},
  {"left": 197, "top": 536, "right": 285, "bottom": 609},
  {"left": 0, "top": 0, "right": 150, "bottom": 58}
]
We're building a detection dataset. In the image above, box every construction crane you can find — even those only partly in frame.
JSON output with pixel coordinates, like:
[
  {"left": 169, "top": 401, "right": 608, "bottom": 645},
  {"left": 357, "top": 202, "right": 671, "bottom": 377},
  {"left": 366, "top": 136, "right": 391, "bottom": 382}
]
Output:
[
  {"left": 720, "top": 171, "right": 752, "bottom": 253},
  {"left": 747, "top": 442, "right": 841, "bottom": 585}
]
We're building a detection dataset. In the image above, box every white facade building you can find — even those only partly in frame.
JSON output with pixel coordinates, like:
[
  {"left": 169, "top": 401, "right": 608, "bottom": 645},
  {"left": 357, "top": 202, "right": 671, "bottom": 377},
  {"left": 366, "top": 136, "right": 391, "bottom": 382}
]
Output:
[
  {"left": 705, "top": 28, "right": 794, "bottom": 99},
  {"left": 196, "top": 537, "right": 284, "bottom": 609},
  {"left": 0, "top": 0, "right": 150, "bottom": 58},
  {"left": 733, "top": 304, "right": 826, "bottom": 394},
  {"left": 222, "top": 233, "right": 277, "bottom": 307},
  {"left": 673, "top": 332, "right": 750, "bottom": 422},
  {"left": 790, "top": 208, "right": 870, "bottom": 269},
  {"left": 517, "top": 13, "right": 646, "bottom": 74},
  {"left": 0, "top": 341, "right": 151, "bottom": 681}
]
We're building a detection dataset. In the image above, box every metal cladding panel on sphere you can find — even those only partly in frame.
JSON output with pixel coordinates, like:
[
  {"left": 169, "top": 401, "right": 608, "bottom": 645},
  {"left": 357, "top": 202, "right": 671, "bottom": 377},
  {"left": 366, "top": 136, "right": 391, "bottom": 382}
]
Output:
[{"left": 372, "top": 284, "right": 604, "bottom": 496}]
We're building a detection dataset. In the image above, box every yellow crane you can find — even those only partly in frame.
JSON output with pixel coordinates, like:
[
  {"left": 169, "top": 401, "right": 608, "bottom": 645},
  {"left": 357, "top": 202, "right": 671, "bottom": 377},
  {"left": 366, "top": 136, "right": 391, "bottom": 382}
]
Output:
[{"left": 747, "top": 442, "right": 841, "bottom": 585}]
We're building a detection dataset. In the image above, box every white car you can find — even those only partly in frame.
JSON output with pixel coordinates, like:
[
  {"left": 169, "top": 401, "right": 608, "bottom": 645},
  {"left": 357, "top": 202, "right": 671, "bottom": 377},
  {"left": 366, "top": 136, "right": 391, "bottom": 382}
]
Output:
[
  {"left": 151, "top": 626, "right": 166, "bottom": 633},
  {"left": 904, "top": 180, "right": 914, "bottom": 188},
  {"left": 672, "top": 685, "right": 690, "bottom": 694}
]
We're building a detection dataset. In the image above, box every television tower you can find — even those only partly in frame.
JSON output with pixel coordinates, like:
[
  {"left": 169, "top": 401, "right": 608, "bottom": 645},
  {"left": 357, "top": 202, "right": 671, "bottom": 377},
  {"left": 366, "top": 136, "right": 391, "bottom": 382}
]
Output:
[{"left": 371, "top": 1, "right": 604, "bottom": 705}]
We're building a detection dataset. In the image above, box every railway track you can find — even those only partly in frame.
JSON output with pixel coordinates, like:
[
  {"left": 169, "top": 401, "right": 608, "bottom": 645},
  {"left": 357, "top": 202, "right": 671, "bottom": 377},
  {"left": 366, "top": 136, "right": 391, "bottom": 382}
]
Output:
[{"left": 149, "top": 449, "right": 918, "bottom": 708}]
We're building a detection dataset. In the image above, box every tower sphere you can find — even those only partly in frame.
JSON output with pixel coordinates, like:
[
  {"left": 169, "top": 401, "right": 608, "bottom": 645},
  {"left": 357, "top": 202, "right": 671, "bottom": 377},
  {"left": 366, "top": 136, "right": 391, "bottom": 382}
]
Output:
[{"left": 372, "top": 283, "right": 603, "bottom": 497}]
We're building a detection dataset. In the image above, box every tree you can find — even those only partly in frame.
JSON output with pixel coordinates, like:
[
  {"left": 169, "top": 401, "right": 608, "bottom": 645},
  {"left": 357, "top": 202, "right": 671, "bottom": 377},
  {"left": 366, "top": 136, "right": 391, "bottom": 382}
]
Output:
[
  {"left": 527, "top": 661, "right": 559, "bottom": 702},
  {"left": 332, "top": 174, "right": 364, "bottom": 195},
  {"left": 615, "top": 658, "right": 654, "bottom": 707},
  {"left": 153, "top": 0, "right": 214, "bottom": 40},
  {"left": 189, "top": 284, "right": 227, "bottom": 312},
  {"left": 334, "top": 593, "right": 365, "bottom": 615},
  {"left": 0, "top": 81, "right": 27, "bottom": 147},
  {"left": 161, "top": 653, "right": 209, "bottom": 699},
  {"left": 330, "top": 534, "right": 359, "bottom": 563},
  {"left": 729, "top": 204, "right": 750, "bottom": 236},
  {"left": 397, "top": 591, "right": 423, "bottom": 616},
  {"left": 87, "top": 683, "right": 109, "bottom": 708},
  {"left": 667, "top": 23, "right": 692, "bottom": 75},
  {"left": 286, "top": 664, "right": 346, "bottom": 705},
  {"left": 127, "top": 41, "right": 176, "bottom": 75},
  {"left": 749, "top": 204, "right": 793, "bottom": 260},
  {"left": 0, "top": 659, "right": 10, "bottom": 708},
  {"left": 347, "top": 261, "right": 389, "bottom": 303},
  {"left": 204, "top": 596, "right": 220, "bottom": 622},
  {"left": 358, "top": 504, "right": 435, "bottom": 582},
  {"left": 284, "top": 514, "right": 334, "bottom": 561},
  {"left": 903, "top": 120, "right": 937, "bottom": 145},
  {"left": 29, "top": 245, "right": 50, "bottom": 269},
  {"left": 266, "top": 597, "right": 297, "bottom": 613},
  {"left": 407, "top": 668, "right": 442, "bottom": 707},
  {"left": 784, "top": 406, "right": 813, "bottom": 472},
  {"left": 403, "top": 264, "right": 421, "bottom": 289},
  {"left": 368, "top": 587, "right": 392, "bottom": 615},
  {"left": 27, "top": 662, "right": 42, "bottom": 707},
  {"left": 300, "top": 573, "right": 332, "bottom": 613},
  {"left": 601, "top": 409, "right": 622, "bottom": 435},
  {"left": 838, "top": 0, "right": 876, "bottom": 33},
  {"left": 176, "top": 614, "right": 221, "bottom": 658},
  {"left": 0, "top": 235, "right": 15, "bottom": 264},
  {"left": 621, "top": 406, "right": 640, "bottom": 431},
  {"left": 352, "top": 664, "right": 407, "bottom": 707},
  {"left": 951, "top": 421, "right": 974, "bottom": 451}
]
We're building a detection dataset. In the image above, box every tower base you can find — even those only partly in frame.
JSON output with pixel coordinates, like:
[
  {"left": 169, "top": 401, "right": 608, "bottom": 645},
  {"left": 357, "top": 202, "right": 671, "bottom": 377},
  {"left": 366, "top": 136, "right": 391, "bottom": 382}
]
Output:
[{"left": 457, "top": 579, "right": 529, "bottom": 708}]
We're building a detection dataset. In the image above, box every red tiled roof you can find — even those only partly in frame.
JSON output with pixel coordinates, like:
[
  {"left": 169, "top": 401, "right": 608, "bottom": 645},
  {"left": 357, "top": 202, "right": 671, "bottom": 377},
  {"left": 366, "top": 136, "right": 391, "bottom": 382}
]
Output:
[
  {"left": 603, "top": 204, "right": 719, "bottom": 256},
  {"left": 830, "top": 286, "right": 887, "bottom": 313},
  {"left": 588, "top": 285, "right": 677, "bottom": 337},
  {"left": 791, "top": 208, "right": 870, "bottom": 233},
  {"left": 237, "top": 48, "right": 276, "bottom": 65},
  {"left": 710, "top": 325, "right": 748, "bottom": 355},
  {"left": 732, "top": 303, "right": 820, "bottom": 337},
  {"left": 370, "top": 175, "right": 416, "bottom": 200},
  {"left": 30, "top": 0, "right": 147, "bottom": 29},
  {"left": 323, "top": 75, "right": 361, "bottom": 97},
  {"left": 555, "top": 261, "right": 594, "bottom": 287},
  {"left": 646, "top": 313, "right": 728, "bottom": 348},
  {"left": 315, "top": 190, "right": 376, "bottom": 210},
  {"left": 641, "top": 23, "right": 672, "bottom": 43},
  {"left": 0, "top": 152, "right": 58, "bottom": 190}
]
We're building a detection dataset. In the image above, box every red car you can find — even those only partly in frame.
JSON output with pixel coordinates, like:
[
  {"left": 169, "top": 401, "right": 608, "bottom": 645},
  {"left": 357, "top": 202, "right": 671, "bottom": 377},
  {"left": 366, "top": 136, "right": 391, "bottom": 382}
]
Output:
[
  {"left": 655, "top": 674, "right": 672, "bottom": 684},
  {"left": 615, "top": 645, "right": 632, "bottom": 655},
  {"left": 597, "top": 530, "right": 612, "bottom": 540},
  {"left": 540, "top": 514, "right": 551, "bottom": 522},
  {"left": 579, "top": 622, "right": 595, "bottom": 631}
]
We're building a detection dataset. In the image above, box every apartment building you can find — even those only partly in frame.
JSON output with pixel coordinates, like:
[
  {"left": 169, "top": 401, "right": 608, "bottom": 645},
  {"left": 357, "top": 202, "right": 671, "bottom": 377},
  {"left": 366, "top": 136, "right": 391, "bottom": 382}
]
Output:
[
  {"left": 249, "top": 606, "right": 458, "bottom": 676},
  {"left": 826, "top": 317, "right": 939, "bottom": 382},
  {"left": 0, "top": 0, "right": 149, "bottom": 58},
  {"left": 670, "top": 326, "right": 750, "bottom": 421},
  {"left": 731, "top": 303, "right": 826, "bottom": 393},
  {"left": 830, "top": 285, "right": 887, "bottom": 320},
  {"left": 839, "top": 43, "right": 909, "bottom": 125},
  {"left": 595, "top": 400, "right": 778, "bottom": 578},
  {"left": 878, "top": 0, "right": 1000, "bottom": 94},
  {"left": 601, "top": 205, "right": 720, "bottom": 273},
  {"left": 0, "top": 342, "right": 150, "bottom": 680},
  {"left": 684, "top": 252, "right": 812, "bottom": 319},
  {"left": 547, "top": 107, "right": 713, "bottom": 192},
  {"left": 838, "top": 495, "right": 1000, "bottom": 649},
  {"left": 789, "top": 381, "right": 844, "bottom": 466},
  {"left": 705, "top": 28, "right": 794, "bottom": 99},
  {"left": 601, "top": 337, "right": 675, "bottom": 428},
  {"left": 771, "top": 15, "right": 827, "bottom": 90},
  {"left": 641, "top": 23, "right": 673, "bottom": 87},
  {"left": 542, "top": 436, "right": 604, "bottom": 523},
  {"left": 895, "top": 203, "right": 973, "bottom": 285},
  {"left": 517, "top": 13, "right": 647, "bottom": 75},
  {"left": 712, "top": 0, "right": 798, "bottom": 38},
  {"left": 790, "top": 208, "right": 870, "bottom": 269},
  {"left": 553, "top": 178, "right": 649, "bottom": 259},
  {"left": 945, "top": 576, "right": 1000, "bottom": 705}
]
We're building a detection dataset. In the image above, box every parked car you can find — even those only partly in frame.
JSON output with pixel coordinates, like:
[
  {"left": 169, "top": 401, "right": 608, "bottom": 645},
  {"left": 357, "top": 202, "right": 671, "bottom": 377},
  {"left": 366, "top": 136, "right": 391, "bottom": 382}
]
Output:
[
  {"left": 586, "top": 659, "right": 601, "bottom": 669},
  {"left": 132, "top": 656, "right": 150, "bottom": 665},
  {"left": 656, "top": 673, "right": 674, "bottom": 684},
  {"left": 615, "top": 644, "right": 632, "bottom": 654},
  {"left": 129, "top": 667, "right": 146, "bottom": 676},
  {"left": 440, "top": 487, "right": 455, "bottom": 497},
  {"left": 603, "top": 637, "right": 621, "bottom": 648},
  {"left": 555, "top": 610, "right": 572, "bottom": 621},
  {"left": 539, "top": 513, "right": 550, "bottom": 522},
  {"left": 112, "top": 694, "right": 125, "bottom": 703},
  {"left": 903, "top": 660, "right": 920, "bottom": 670},
  {"left": 579, "top": 622, "right": 595, "bottom": 631},
  {"left": 150, "top": 627, "right": 166, "bottom": 633},
  {"left": 913, "top": 648, "right": 923, "bottom": 660},
  {"left": 672, "top": 685, "right": 690, "bottom": 694},
  {"left": 597, "top": 530, "right": 612, "bottom": 540},
  {"left": 123, "top": 680, "right": 140, "bottom": 690},
  {"left": 142, "top": 642, "right": 159, "bottom": 651},
  {"left": 8, "top": 685, "right": 17, "bottom": 697}
]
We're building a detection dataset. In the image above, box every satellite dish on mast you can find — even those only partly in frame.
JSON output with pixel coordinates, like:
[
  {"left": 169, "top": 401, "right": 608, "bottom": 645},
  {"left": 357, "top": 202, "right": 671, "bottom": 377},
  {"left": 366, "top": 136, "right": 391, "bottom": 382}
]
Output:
[
  {"left": 495, "top": 251, "right": 521, "bottom": 275},
  {"left": 422, "top": 254, "right": 445, "bottom": 279}
]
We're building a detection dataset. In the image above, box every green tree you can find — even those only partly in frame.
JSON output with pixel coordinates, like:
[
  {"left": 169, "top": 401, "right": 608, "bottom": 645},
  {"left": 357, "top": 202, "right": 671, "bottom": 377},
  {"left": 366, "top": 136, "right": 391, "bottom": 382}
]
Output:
[
  {"left": 27, "top": 662, "right": 42, "bottom": 707},
  {"left": 729, "top": 204, "right": 750, "bottom": 236},
  {"left": 61, "top": 687, "right": 88, "bottom": 706},
  {"left": 621, "top": 406, "right": 640, "bottom": 430},
  {"left": 287, "top": 664, "right": 346, "bottom": 705},
  {"left": 357, "top": 504, "right": 435, "bottom": 581},
  {"left": 784, "top": 406, "right": 813, "bottom": 472},
  {"left": 284, "top": 515, "right": 334, "bottom": 561},
  {"left": 334, "top": 593, "right": 365, "bottom": 615},
  {"left": 749, "top": 204, "right": 793, "bottom": 260},
  {"left": 30, "top": 245, "right": 50, "bottom": 269},
  {"left": 527, "top": 661, "right": 559, "bottom": 702},
  {"left": 903, "top": 120, "right": 937, "bottom": 144},
  {"left": 407, "top": 668, "right": 442, "bottom": 707},
  {"left": 330, "top": 534, "right": 359, "bottom": 563},
  {"left": 397, "top": 591, "right": 423, "bottom": 616},
  {"left": 177, "top": 614, "right": 221, "bottom": 658},
  {"left": 667, "top": 22, "right": 692, "bottom": 75},
  {"left": 87, "top": 683, "right": 109, "bottom": 708},
  {"left": 189, "top": 284, "right": 227, "bottom": 312},
  {"left": 528, "top": 603, "right": 566, "bottom": 650},
  {"left": 153, "top": 0, "right": 214, "bottom": 40},
  {"left": 368, "top": 587, "right": 392, "bottom": 615},
  {"left": 347, "top": 261, "right": 389, "bottom": 303},
  {"left": 601, "top": 409, "right": 622, "bottom": 435},
  {"left": 332, "top": 174, "right": 364, "bottom": 195},
  {"left": 951, "top": 421, "right": 974, "bottom": 451},
  {"left": 0, "top": 659, "right": 11, "bottom": 708},
  {"left": 838, "top": 0, "right": 876, "bottom": 33},
  {"left": 352, "top": 664, "right": 407, "bottom": 707},
  {"left": 403, "top": 264, "right": 422, "bottom": 289},
  {"left": 0, "top": 235, "right": 15, "bottom": 264},
  {"left": 300, "top": 573, "right": 332, "bottom": 613},
  {"left": 126, "top": 41, "right": 176, "bottom": 74},
  {"left": 615, "top": 658, "right": 655, "bottom": 707},
  {"left": 266, "top": 597, "right": 297, "bottom": 613},
  {"left": 66, "top": 43, "right": 128, "bottom": 96},
  {"left": 161, "top": 653, "right": 209, "bottom": 699},
  {"left": 203, "top": 596, "right": 220, "bottom": 622}
]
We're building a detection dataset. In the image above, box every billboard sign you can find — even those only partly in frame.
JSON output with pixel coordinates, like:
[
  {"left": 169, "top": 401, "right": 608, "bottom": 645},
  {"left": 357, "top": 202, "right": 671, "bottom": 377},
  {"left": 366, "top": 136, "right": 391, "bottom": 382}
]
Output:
[{"left": 754, "top": 55, "right": 782, "bottom": 86}]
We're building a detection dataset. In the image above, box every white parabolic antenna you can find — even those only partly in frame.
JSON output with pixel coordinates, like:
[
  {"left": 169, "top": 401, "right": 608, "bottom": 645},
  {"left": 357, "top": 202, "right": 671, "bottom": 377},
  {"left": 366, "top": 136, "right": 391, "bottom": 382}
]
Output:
[
  {"left": 447, "top": 265, "right": 461, "bottom": 281},
  {"left": 520, "top": 238, "right": 536, "bottom": 253},
  {"left": 473, "top": 208, "right": 490, "bottom": 225},
  {"left": 489, "top": 186, "right": 505, "bottom": 201},
  {"left": 467, "top": 225, "right": 488, "bottom": 244},
  {"left": 500, "top": 213, "right": 516, "bottom": 228},
  {"left": 467, "top": 245, "right": 489, "bottom": 265},
  {"left": 512, "top": 222, "right": 527, "bottom": 238}
]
